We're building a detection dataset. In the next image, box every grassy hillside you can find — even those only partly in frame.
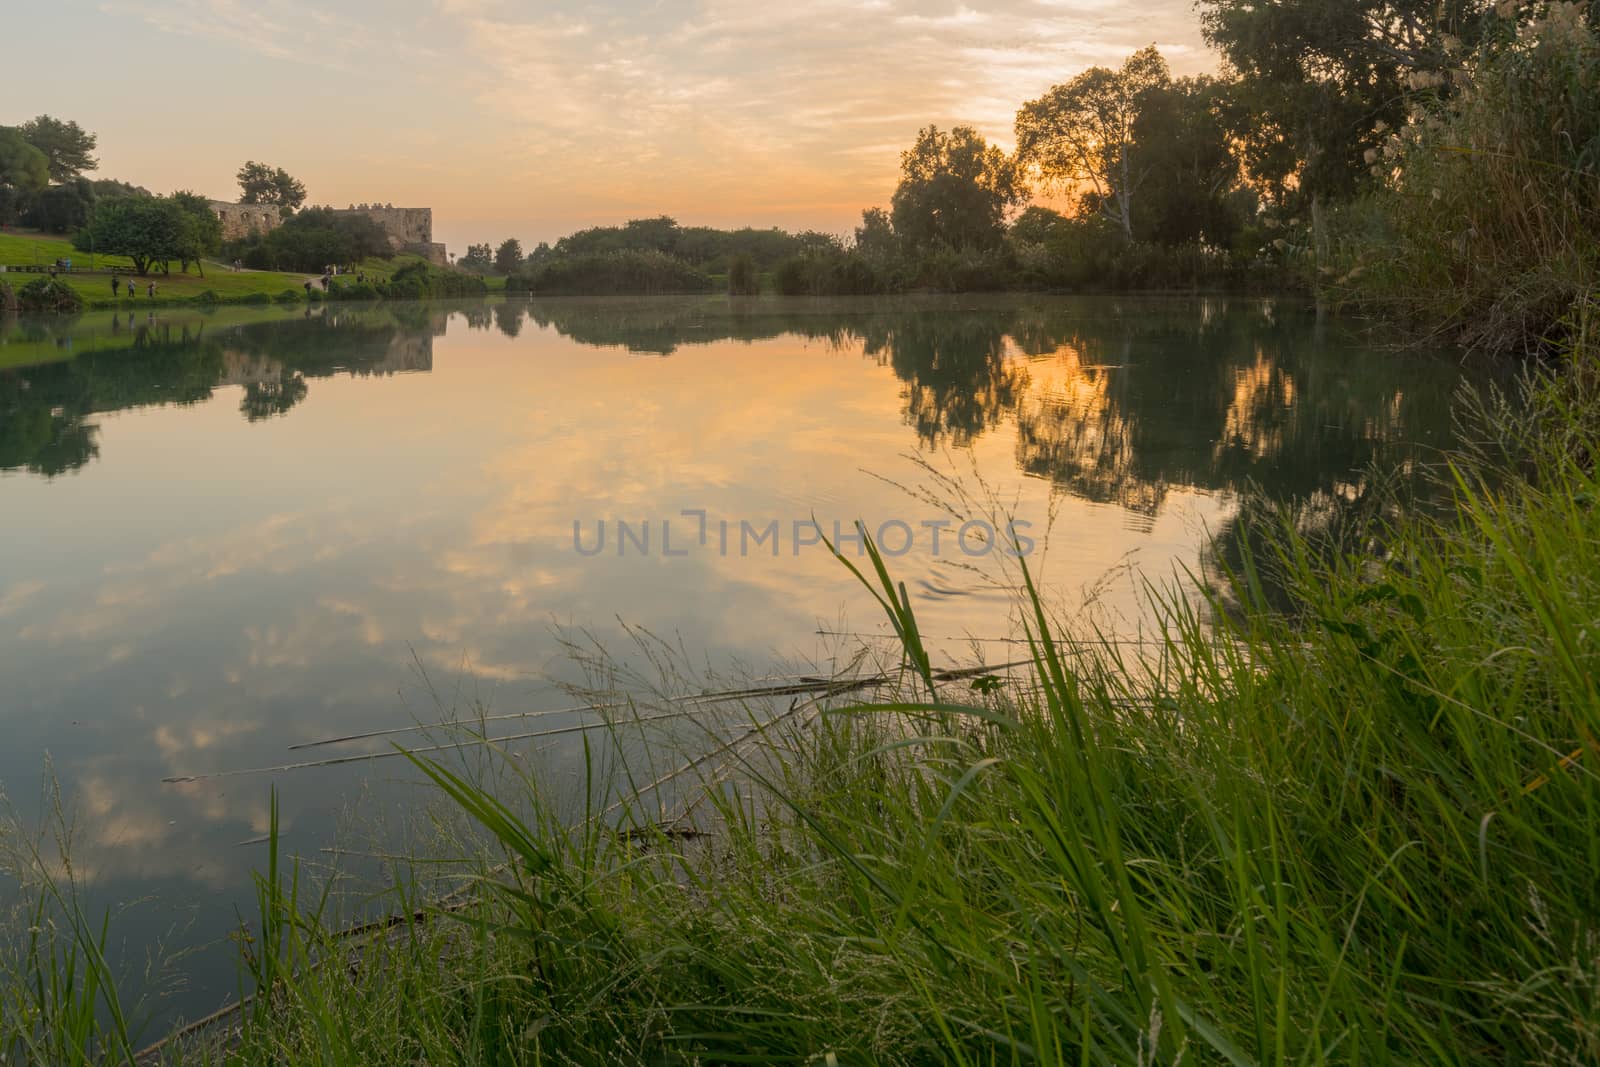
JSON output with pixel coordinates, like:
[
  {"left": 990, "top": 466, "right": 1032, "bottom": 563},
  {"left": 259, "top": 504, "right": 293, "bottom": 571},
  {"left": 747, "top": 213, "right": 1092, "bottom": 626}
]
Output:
[{"left": 0, "top": 231, "right": 456, "bottom": 308}]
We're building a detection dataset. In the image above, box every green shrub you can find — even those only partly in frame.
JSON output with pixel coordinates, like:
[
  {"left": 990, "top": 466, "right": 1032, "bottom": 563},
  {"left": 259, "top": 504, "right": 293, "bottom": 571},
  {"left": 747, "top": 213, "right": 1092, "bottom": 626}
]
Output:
[
  {"left": 237, "top": 292, "right": 272, "bottom": 306},
  {"left": 727, "top": 254, "right": 760, "bottom": 295},
  {"left": 274, "top": 289, "right": 302, "bottom": 305},
  {"left": 0, "top": 279, "right": 14, "bottom": 313},
  {"left": 378, "top": 261, "right": 489, "bottom": 300},
  {"left": 14, "top": 278, "right": 83, "bottom": 313},
  {"left": 773, "top": 250, "right": 896, "bottom": 295},
  {"left": 508, "top": 250, "right": 713, "bottom": 295},
  {"left": 195, "top": 289, "right": 220, "bottom": 305},
  {"left": 327, "top": 280, "right": 380, "bottom": 302},
  {"left": 1332, "top": 8, "right": 1600, "bottom": 351}
]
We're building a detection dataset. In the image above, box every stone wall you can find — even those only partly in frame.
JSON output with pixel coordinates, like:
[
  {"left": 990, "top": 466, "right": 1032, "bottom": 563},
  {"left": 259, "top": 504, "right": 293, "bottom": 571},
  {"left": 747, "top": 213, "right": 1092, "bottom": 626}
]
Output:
[
  {"left": 209, "top": 201, "right": 283, "bottom": 241},
  {"left": 336, "top": 205, "right": 433, "bottom": 248},
  {"left": 210, "top": 201, "right": 447, "bottom": 265}
]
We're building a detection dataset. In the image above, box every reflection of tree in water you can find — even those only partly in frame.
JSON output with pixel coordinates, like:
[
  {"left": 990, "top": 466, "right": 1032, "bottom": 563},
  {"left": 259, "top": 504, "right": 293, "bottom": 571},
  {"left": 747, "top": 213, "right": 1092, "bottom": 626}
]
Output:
[
  {"left": 3, "top": 297, "right": 1477, "bottom": 513},
  {"left": 519, "top": 294, "right": 1473, "bottom": 514},
  {"left": 859, "top": 313, "right": 1024, "bottom": 447},
  {"left": 241, "top": 370, "right": 309, "bottom": 422},
  {"left": 493, "top": 302, "right": 524, "bottom": 339},
  {"left": 0, "top": 309, "right": 433, "bottom": 477}
]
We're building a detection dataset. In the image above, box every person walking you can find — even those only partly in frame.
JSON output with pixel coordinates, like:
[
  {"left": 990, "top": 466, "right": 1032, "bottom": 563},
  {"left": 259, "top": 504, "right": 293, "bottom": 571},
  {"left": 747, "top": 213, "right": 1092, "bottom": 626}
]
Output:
[
  {"left": 146, "top": 282, "right": 156, "bottom": 299},
  {"left": 126, "top": 278, "right": 136, "bottom": 298},
  {"left": 110, "top": 273, "right": 120, "bottom": 297}
]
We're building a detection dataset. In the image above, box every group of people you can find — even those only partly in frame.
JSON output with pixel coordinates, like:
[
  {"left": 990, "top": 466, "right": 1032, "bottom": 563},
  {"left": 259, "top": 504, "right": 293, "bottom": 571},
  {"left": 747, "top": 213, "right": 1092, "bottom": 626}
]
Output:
[{"left": 109, "top": 273, "right": 157, "bottom": 299}]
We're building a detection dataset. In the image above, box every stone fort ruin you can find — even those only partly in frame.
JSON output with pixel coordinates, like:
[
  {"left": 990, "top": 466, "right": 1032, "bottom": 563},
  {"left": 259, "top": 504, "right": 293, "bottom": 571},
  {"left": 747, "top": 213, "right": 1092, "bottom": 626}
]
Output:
[{"left": 208, "top": 200, "right": 448, "bottom": 265}]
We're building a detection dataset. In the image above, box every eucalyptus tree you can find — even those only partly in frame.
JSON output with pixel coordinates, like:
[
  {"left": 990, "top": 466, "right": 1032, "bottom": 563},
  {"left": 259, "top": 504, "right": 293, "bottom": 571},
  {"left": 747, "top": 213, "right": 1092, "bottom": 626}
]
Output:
[{"left": 1014, "top": 47, "right": 1171, "bottom": 242}]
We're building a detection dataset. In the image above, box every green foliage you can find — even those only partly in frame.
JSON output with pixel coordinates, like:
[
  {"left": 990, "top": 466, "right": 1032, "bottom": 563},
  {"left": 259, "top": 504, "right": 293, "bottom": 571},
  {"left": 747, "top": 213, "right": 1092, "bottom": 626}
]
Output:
[
  {"left": 508, "top": 250, "right": 714, "bottom": 295},
  {"left": 1131, "top": 76, "right": 1247, "bottom": 246},
  {"left": 327, "top": 279, "right": 381, "bottom": 302},
  {"left": 891, "top": 125, "right": 1024, "bottom": 251},
  {"left": 1331, "top": 5, "right": 1600, "bottom": 351},
  {"left": 168, "top": 190, "right": 224, "bottom": 274},
  {"left": 494, "top": 238, "right": 523, "bottom": 275},
  {"left": 16, "top": 115, "right": 99, "bottom": 182},
  {"left": 14, "top": 279, "right": 84, "bottom": 313},
  {"left": 24, "top": 180, "right": 95, "bottom": 235},
  {"left": 726, "top": 253, "right": 759, "bottom": 295},
  {"left": 74, "top": 195, "right": 198, "bottom": 276},
  {"left": 773, "top": 248, "right": 893, "bottom": 295},
  {"left": 274, "top": 289, "right": 302, "bottom": 305},
  {"left": 1016, "top": 47, "right": 1171, "bottom": 239},
  {"left": 229, "top": 208, "right": 393, "bottom": 273},
  {"left": 0, "top": 128, "right": 50, "bottom": 224},
  {"left": 376, "top": 260, "right": 488, "bottom": 300},
  {"left": 236, "top": 160, "right": 307, "bottom": 216},
  {"left": 458, "top": 242, "right": 493, "bottom": 273},
  {"left": 853, "top": 206, "right": 899, "bottom": 262}
]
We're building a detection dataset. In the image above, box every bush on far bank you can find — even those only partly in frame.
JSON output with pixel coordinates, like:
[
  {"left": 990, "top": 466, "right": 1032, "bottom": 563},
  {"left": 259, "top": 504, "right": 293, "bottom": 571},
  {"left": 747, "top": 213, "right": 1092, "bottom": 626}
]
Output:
[{"left": 507, "top": 250, "right": 715, "bottom": 296}]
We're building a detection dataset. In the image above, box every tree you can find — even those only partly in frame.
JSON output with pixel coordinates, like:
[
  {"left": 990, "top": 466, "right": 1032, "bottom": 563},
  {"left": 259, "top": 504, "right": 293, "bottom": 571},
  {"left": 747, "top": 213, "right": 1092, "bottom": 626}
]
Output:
[
  {"left": 0, "top": 127, "right": 49, "bottom": 224},
  {"left": 1127, "top": 77, "right": 1244, "bottom": 247},
  {"left": 853, "top": 207, "right": 899, "bottom": 260},
  {"left": 74, "top": 196, "right": 185, "bottom": 276},
  {"left": 18, "top": 115, "right": 99, "bottom": 181},
  {"left": 236, "top": 161, "right": 307, "bottom": 216},
  {"left": 26, "top": 179, "right": 95, "bottom": 234},
  {"left": 1008, "top": 206, "right": 1069, "bottom": 245},
  {"left": 170, "top": 191, "right": 224, "bottom": 276},
  {"left": 1015, "top": 46, "right": 1171, "bottom": 241},
  {"left": 1195, "top": 1, "right": 1524, "bottom": 252},
  {"left": 459, "top": 243, "right": 493, "bottom": 272},
  {"left": 495, "top": 238, "right": 524, "bottom": 275},
  {"left": 226, "top": 207, "right": 393, "bottom": 273},
  {"left": 890, "top": 125, "right": 1025, "bottom": 252}
]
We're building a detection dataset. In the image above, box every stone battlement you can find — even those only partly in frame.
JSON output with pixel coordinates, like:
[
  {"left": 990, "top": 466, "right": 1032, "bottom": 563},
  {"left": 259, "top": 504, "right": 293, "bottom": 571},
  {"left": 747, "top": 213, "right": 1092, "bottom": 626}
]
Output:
[{"left": 209, "top": 201, "right": 447, "bottom": 264}]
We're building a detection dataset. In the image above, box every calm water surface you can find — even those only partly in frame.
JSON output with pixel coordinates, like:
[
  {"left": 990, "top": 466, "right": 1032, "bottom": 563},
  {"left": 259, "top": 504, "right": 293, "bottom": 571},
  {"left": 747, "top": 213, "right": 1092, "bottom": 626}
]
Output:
[{"left": 0, "top": 295, "right": 1471, "bottom": 1024}]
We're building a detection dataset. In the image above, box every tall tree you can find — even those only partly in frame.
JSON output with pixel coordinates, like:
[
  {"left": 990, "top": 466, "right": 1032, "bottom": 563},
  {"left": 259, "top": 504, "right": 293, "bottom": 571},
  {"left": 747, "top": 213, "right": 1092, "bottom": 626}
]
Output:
[
  {"left": 1195, "top": 1, "right": 1538, "bottom": 253},
  {"left": 459, "top": 243, "right": 493, "bottom": 272},
  {"left": 170, "top": 191, "right": 224, "bottom": 276},
  {"left": 853, "top": 207, "right": 899, "bottom": 260},
  {"left": 495, "top": 238, "right": 524, "bottom": 275},
  {"left": 236, "top": 161, "right": 307, "bottom": 216},
  {"left": 1129, "top": 76, "right": 1244, "bottom": 247},
  {"left": 18, "top": 115, "right": 99, "bottom": 181},
  {"left": 891, "top": 125, "right": 1025, "bottom": 252},
  {"left": 0, "top": 128, "right": 50, "bottom": 224},
  {"left": 1015, "top": 47, "right": 1171, "bottom": 241}
]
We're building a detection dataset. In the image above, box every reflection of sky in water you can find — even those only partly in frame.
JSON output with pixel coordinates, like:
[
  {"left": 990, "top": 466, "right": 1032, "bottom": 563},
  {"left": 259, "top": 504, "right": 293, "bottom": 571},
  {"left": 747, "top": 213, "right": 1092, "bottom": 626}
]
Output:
[{"left": 0, "top": 296, "right": 1473, "bottom": 1024}]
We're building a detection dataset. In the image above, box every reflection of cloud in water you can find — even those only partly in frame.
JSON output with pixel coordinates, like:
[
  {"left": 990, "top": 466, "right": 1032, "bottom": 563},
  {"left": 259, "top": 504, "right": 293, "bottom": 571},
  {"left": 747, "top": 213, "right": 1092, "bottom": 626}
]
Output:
[{"left": 0, "top": 297, "right": 1482, "bottom": 1028}]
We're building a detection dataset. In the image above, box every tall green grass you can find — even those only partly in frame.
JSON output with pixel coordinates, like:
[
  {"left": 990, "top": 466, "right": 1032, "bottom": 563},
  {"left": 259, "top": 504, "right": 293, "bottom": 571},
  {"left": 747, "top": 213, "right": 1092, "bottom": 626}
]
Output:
[{"left": 7, "top": 336, "right": 1599, "bottom": 1064}]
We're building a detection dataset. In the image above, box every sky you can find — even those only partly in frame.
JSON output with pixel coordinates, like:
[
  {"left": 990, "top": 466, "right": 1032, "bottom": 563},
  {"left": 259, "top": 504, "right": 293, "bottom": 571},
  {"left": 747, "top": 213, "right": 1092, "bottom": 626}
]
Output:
[{"left": 7, "top": 1, "right": 1213, "bottom": 252}]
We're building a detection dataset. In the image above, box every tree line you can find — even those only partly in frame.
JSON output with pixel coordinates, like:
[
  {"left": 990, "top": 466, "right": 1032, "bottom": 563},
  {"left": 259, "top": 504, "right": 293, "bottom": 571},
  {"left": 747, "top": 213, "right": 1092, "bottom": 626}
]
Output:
[{"left": 487, "top": 0, "right": 1595, "bottom": 349}]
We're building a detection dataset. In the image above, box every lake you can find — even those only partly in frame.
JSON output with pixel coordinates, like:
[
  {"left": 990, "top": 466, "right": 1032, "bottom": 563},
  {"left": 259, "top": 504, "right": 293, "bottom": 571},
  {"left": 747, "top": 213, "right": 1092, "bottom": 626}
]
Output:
[{"left": 0, "top": 294, "right": 1474, "bottom": 1028}]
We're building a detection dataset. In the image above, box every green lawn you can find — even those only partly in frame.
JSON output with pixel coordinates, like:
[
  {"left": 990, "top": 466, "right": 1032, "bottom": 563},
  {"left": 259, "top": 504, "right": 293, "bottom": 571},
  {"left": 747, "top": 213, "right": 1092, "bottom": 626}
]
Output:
[{"left": 0, "top": 231, "right": 456, "bottom": 308}]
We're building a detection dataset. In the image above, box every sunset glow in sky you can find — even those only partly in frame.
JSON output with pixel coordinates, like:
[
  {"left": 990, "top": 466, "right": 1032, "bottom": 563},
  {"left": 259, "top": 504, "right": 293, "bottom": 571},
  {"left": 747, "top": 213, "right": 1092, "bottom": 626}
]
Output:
[{"left": 11, "top": 1, "right": 1211, "bottom": 250}]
